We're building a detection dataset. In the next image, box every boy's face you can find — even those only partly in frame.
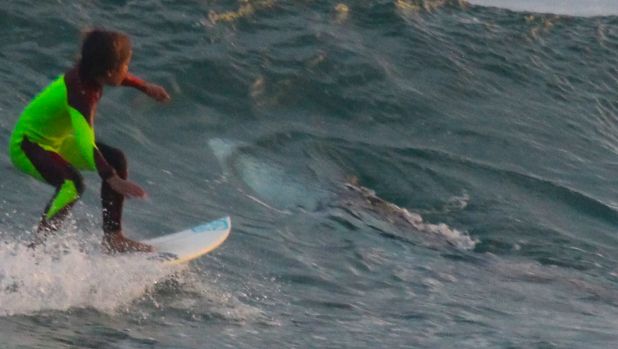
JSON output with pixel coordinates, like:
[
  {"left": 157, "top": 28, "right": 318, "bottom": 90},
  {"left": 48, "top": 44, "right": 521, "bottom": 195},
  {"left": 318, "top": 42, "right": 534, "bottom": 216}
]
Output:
[{"left": 103, "top": 50, "right": 132, "bottom": 86}]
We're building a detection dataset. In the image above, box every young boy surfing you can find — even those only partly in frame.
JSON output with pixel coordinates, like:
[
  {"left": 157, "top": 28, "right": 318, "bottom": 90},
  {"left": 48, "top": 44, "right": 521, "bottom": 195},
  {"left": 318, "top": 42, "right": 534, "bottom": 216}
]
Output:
[{"left": 8, "top": 29, "right": 170, "bottom": 253}]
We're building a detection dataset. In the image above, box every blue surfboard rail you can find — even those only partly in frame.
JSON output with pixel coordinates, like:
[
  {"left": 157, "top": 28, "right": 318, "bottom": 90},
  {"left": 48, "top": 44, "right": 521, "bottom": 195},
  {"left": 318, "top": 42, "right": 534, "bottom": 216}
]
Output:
[{"left": 190, "top": 217, "right": 230, "bottom": 233}]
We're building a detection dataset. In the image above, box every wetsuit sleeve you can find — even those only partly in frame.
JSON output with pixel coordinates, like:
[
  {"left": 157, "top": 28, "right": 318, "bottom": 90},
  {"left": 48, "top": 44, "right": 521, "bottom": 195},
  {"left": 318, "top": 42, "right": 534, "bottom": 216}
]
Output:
[
  {"left": 122, "top": 73, "right": 148, "bottom": 93},
  {"left": 68, "top": 107, "right": 115, "bottom": 180}
]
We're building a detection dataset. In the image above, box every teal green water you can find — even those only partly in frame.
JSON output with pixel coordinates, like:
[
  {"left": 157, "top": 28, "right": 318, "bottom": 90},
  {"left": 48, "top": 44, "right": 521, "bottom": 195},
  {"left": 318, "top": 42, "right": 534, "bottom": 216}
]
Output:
[{"left": 2, "top": 1, "right": 618, "bottom": 348}]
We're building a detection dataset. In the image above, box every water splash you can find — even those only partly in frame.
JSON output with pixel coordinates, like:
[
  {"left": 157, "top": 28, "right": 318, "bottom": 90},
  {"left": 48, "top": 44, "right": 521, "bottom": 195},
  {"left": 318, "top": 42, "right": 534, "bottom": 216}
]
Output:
[{"left": 0, "top": 232, "right": 178, "bottom": 316}]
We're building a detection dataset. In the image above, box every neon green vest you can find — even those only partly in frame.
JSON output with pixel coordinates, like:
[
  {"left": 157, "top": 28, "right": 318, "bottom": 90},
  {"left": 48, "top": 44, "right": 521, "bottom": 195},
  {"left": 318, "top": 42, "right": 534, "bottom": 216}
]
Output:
[{"left": 9, "top": 75, "right": 98, "bottom": 176}]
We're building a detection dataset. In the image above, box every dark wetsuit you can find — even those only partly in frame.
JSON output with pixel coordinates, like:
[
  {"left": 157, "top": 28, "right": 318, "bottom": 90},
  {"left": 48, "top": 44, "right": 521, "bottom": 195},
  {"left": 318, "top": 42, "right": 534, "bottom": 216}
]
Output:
[{"left": 9, "top": 67, "right": 148, "bottom": 233}]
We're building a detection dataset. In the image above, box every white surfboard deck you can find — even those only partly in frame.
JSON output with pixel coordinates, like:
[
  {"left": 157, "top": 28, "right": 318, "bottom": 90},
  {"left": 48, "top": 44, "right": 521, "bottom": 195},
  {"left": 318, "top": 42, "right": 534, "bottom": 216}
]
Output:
[{"left": 143, "top": 216, "right": 231, "bottom": 265}]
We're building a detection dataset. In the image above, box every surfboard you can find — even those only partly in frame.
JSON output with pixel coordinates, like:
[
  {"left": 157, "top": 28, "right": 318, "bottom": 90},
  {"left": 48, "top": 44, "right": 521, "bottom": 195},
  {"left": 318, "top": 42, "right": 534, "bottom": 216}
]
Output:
[{"left": 143, "top": 216, "right": 231, "bottom": 265}]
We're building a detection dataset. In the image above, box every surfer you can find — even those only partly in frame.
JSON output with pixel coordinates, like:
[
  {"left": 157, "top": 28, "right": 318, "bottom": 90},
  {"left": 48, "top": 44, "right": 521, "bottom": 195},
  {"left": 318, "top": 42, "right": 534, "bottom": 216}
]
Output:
[{"left": 8, "top": 29, "right": 170, "bottom": 253}]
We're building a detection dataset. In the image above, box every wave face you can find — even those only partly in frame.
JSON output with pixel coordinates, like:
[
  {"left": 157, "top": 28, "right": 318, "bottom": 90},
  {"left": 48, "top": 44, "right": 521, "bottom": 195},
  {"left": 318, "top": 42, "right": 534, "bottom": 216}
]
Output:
[{"left": 2, "top": 1, "right": 618, "bottom": 347}]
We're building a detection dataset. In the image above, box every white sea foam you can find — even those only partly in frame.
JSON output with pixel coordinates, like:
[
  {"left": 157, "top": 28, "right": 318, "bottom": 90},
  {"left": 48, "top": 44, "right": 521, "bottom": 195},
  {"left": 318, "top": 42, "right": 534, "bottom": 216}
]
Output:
[
  {"left": 343, "top": 182, "right": 477, "bottom": 250},
  {"left": 397, "top": 208, "right": 477, "bottom": 250},
  {"left": 0, "top": 231, "right": 178, "bottom": 316},
  {"left": 446, "top": 193, "right": 470, "bottom": 211},
  {"left": 467, "top": 0, "right": 618, "bottom": 17}
]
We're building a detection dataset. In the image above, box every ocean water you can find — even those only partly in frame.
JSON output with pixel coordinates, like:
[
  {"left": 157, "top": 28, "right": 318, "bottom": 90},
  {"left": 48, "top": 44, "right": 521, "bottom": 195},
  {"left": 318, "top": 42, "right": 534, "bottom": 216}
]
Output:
[{"left": 1, "top": 0, "right": 618, "bottom": 347}]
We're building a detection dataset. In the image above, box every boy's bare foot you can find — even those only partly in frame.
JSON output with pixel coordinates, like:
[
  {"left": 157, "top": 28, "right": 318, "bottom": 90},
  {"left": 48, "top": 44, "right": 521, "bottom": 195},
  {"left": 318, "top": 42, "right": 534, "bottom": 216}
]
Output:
[{"left": 102, "top": 231, "right": 153, "bottom": 253}]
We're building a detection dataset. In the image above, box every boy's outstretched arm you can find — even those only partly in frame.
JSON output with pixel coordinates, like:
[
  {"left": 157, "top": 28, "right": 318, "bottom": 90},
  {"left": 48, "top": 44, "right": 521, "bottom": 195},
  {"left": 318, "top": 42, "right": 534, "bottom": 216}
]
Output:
[{"left": 122, "top": 73, "right": 171, "bottom": 102}]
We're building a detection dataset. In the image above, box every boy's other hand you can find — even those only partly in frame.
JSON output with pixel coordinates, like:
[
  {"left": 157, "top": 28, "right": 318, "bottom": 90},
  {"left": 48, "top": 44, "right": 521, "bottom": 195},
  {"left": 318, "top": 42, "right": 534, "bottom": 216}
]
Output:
[
  {"left": 107, "top": 175, "right": 148, "bottom": 199},
  {"left": 145, "top": 84, "right": 171, "bottom": 103}
]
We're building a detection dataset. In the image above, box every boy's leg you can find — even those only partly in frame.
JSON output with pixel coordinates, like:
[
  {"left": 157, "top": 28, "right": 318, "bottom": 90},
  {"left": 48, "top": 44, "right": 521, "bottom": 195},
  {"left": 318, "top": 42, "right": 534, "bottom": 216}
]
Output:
[
  {"left": 96, "top": 143, "right": 127, "bottom": 234},
  {"left": 20, "top": 137, "right": 85, "bottom": 243},
  {"left": 97, "top": 143, "right": 152, "bottom": 253}
]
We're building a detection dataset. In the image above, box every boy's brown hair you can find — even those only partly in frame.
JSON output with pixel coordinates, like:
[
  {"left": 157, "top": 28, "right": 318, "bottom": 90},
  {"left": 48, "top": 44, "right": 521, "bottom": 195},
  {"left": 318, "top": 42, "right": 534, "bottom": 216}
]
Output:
[{"left": 79, "top": 29, "right": 131, "bottom": 81}]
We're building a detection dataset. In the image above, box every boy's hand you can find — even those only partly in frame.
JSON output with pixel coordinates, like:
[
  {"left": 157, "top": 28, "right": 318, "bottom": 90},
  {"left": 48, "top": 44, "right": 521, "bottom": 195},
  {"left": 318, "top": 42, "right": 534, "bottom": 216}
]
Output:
[
  {"left": 145, "top": 83, "right": 171, "bottom": 103},
  {"left": 106, "top": 175, "right": 148, "bottom": 199}
]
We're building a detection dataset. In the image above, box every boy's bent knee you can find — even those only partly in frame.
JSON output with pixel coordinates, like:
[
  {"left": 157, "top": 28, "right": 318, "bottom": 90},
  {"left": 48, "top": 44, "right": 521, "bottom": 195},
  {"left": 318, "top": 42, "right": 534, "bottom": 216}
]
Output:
[
  {"left": 98, "top": 144, "right": 127, "bottom": 177},
  {"left": 67, "top": 168, "right": 85, "bottom": 195}
]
